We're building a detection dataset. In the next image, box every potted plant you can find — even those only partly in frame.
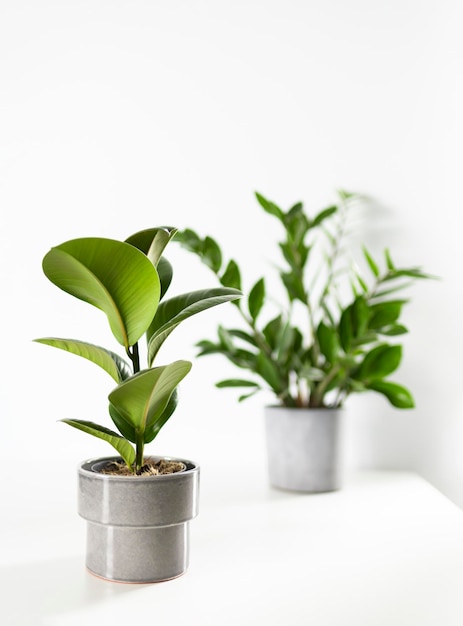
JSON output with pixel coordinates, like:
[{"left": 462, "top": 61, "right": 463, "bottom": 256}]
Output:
[
  {"left": 35, "top": 227, "right": 241, "bottom": 583},
  {"left": 174, "top": 191, "right": 432, "bottom": 493}
]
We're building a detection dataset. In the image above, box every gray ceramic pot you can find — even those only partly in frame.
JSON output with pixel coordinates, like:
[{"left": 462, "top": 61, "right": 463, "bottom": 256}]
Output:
[
  {"left": 78, "top": 456, "right": 200, "bottom": 583},
  {"left": 264, "top": 406, "right": 342, "bottom": 493}
]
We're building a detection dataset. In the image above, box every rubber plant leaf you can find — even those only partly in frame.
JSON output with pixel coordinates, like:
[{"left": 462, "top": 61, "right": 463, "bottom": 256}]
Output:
[
  {"left": 42, "top": 238, "right": 160, "bottom": 348},
  {"left": 147, "top": 288, "right": 242, "bottom": 365},
  {"left": 108, "top": 361, "right": 192, "bottom": 434},
  {"left": 125, "top": 227, "right": 177, "bottom": 267},
  {"left": 143, "top": 388, "right": 179, "bottom": 443},
  {"left": 61, "top": 419, "right": 136, "bottom": 467},
  {"left": 108, "top": 404, "right": 137, "bottom": 443},
  {"left": 34, "top": 338, "right": 132, "bottom": 382}
]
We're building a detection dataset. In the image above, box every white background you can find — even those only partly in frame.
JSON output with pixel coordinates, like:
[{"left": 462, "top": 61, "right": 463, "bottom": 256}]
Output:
[{"left": 1, "top": 0, "right": 463, "bottom": 510}]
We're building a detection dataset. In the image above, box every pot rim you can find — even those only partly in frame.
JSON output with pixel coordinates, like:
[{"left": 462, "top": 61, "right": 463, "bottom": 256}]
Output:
[
  {"left": 79, "top": 455, "right": 199, "bottom": 481},
  {"left": 265, "top": 405, "right": 343, "bottom": 412}
]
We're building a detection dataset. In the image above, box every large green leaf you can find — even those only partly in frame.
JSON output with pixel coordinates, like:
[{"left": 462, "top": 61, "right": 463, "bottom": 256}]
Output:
[
  {"left": 125, "top": 227, "right": 177, "bottom": 267},
  {"left": 61, "top": 419, "right": 136, "bottom": 467},
  {"left": 34, "top": 337, "right": 131, "bottom": 382},
  {"left": 147, "top": 287, "right": 242, "bottom": 365},
  {"left": 42, "top": 238, "right": 160, "bottom": 348},
  {"left": 108, "top": 361, "right": 192, "bottom": 433}
]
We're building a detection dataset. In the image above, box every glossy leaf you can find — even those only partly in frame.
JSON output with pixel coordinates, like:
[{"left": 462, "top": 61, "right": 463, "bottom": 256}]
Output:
[
  {"left": 125, "top": 227, "right": 177, "bottom": 267},
  {"left": 316, "top": 322, "right": 339, "bottom": 363},
  {"left": 311, "top": 205, "right": 337, "bottom": 227},
  {"left": 357, "top": 344, "right": 402, "bottom": 381},
  {"left": 34, "top": 337, "right": 131, "bottom": 382},
  {"left": 216, "top": 379, "right": 260, "bottom": 388},
  {"left": 203, "top": 236, "right": 222, "bottom": 273},
  {"left": 256, "top": 352, "right": 283, "bottom": 393},
  {"left": 248, "top": 278, "right": 265, "bottom": 321},
  {"left": 175, "top": 228, "right": 202, "bottom": 254},
  {"left": 369, "top": 301, "right": 406, "bottom": 329},
  {"left": 61, "top": 419, "right": 136, "bottom": 468},
  {"left": 108, "top": 403, "right": 137, "bottom": 442},
  {"left": 143, "top": 388, "right": 179, "bottom": 443},
  {"left": 42, "top": 238, "right": 160, "bottom": 348},
  {"left": 255, "top": 191, "right": 284, "bottom": 220},
  {"left": 366, "top": 380, "right": 415, "bottom": 408},
  {"left": 263, "top": 314, "right": 283, "bottom": 350},
  {"left": 379, "top": 324, "right": 408, "bottom": 336},
  {"left": 220, "top": 259, "right": 242, "bottom": 290},
  {"left": 108, "top": 361, "right": 192, "bottom": 433},
  {"left": 157, "top": 256, "right": 173, "bottom": 300},
  {"left": 147, "top": 288, "right": 242, "bottom": 364},
  {"left": 363, "top": 247, "right": 379, "bottom": 277}
]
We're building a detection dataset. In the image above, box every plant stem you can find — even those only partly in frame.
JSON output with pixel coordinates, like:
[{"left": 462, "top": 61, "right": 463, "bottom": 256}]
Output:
[
  {"left": 127, "top": 342, "right": 140, "bottom": 374},
  {"left": 135, "top": 430, "right": 144, "bottom": 472},
  {"left": 310, "top": 364, "right": 342, "bottom": 407}
]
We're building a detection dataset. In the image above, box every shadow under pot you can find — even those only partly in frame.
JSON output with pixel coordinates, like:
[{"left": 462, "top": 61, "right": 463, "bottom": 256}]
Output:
[
  {"left": 264, "top": 406, "right": 342, "bottom": 493},
  {"left": 78, "top": 456, "right": 200, "bottom": 583}
]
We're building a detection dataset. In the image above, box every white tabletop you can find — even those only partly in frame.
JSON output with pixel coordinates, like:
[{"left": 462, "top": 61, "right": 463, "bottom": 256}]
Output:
[{"left": 2, "top": 467, "right": 463, "bottom": 626}]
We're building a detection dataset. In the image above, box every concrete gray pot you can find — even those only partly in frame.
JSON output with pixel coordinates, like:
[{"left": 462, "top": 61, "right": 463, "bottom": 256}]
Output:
[
  {"left": 264, "top": 406, "right": 342, "bottom": 493},
  {"left": 78, "top": 456, "right": 200, "bottom": 583}
]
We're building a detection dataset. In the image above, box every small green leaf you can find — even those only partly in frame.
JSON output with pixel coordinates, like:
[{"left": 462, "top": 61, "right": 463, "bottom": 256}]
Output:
[
  {"left": 216, "top": 379, "right": 260, "bottom": 388},
  {"left": 263, "top": 315, "right": 283, "bottom": 350},
  {"left": 379, "top": 324, "right": 408, "bottom": 336},
  {"left": 363, "top": 247, "right": 380, "bottom": 277},
  {"left": 369, "top": 301, "right": 406, "bottom": 329},
  {"left": 34, "top": 338, "right": 131, "bottom": 382},
  {"left": 311, "top": 205, "right": 337, "bottom": 227},
  {"left": 147, "top": 287, "right": 242, "bottom": 364},
  {"left": 248, "top": 278, "right": 265, "bottom": 321},
  {"left": 256, "top": 352, "right": 284, "bottom": 393},
  {"left": 61, "top": 419, "right": 136, "bottom": 468},
  {"left": 220, "top": 259, "right": 242, "bottom": 290},
  {"left": 366, "top": 380, "right": 415, "bottom": 408},
  {"left": 203, "top": 236, "right": 222, "bottom": 273},
  {"left": 108, "top": 361, "right": 192, "bottom": 433},
  {"left": 316, "top": 322, "right": 339, "bottom": 363},
  {"left": 157, "top": 256, "right": 173, "bottom": 300},
  {"left": 125, "top": 227, "right": 177, "bottom": 267},
  {"left": 255, "top": 192, "right": 284, "bottom": 220},
  {"left": 357, "top": 344, "right": 402, "bottom": 381},
  {"left": 384, "top": 249, "right": 395, "bottom": 270},
  {"left": 174, "top": 228, "right": 203, "bottom": 254}
]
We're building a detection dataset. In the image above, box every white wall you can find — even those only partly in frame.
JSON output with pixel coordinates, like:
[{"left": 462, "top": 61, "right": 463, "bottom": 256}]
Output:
[{"left": 1, "top": 0, "right": 463, "bottom": 507}]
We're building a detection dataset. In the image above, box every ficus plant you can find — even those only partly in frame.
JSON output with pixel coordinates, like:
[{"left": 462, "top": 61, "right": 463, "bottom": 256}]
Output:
[
  {"left": 175, "top": 192, "right": 432, "bottom": 410},
  {"left": 35, "top": 227, "right": 241, "bottom": 473}
]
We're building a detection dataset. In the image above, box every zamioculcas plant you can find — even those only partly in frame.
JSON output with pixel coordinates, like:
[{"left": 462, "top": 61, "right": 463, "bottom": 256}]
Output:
[
  {"left": 174, "top": 192, "right": 432, "bottom": 410},
  {"left": 35, "top": 227, "right": 242, "bottom": 473}
]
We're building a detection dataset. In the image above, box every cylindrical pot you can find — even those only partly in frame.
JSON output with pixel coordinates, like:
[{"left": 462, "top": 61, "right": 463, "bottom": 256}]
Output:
[
  {"left": 264, "top": 406, "right": 342, "bottom": 493},
  {"left": 78, "top": 456, "right": 200, "bottom": 583}
]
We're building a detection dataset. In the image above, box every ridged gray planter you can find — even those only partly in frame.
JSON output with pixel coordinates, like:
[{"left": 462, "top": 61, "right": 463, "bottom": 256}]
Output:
[
  {"left": 264, "top": 407, "right": 342, "bottom": 493},
  {"left": 78, "top": 456, "right": 200, "bottom": 583}
]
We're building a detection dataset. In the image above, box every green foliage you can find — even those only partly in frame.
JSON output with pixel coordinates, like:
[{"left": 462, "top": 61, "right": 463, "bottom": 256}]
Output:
[
  {"left": 175, "top": 192, "right": 433, "bottom": 410},
  {"left": 35, "top": 228, "right": 242, "bottom": 472}
]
